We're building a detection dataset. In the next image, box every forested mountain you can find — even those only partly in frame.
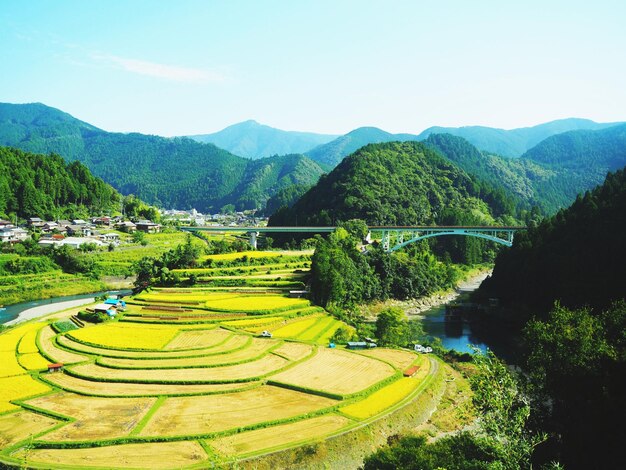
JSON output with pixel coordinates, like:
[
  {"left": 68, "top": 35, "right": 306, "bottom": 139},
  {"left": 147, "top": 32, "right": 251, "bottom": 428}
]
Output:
[
  {"left": 0, "top": 103, "right": 325, "bottom": 211},
  {"left": 189, "top": 120, "right": 337, "bottom": 159},
  {"left": 476, "top": 167, "right": 626, "bottom": 470},
  {"left": 479, "top": 167, "right": 626, "bottom": 315},
  {"left": 0, "top": 146, "right": 120, "bottom": 220},
  {"left": 270, "top": 141, "right": 517, "bottom": 227},
  {"left": 304, "top": 127, "right": 419, "bottom": 167},
  {"left": 418, "top": 118, "right": 622, "bottom": 157}
]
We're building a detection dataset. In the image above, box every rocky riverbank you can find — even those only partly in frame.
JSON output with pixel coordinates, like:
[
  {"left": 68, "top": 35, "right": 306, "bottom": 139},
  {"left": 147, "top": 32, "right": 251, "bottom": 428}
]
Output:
[{"left": 359, "top": 268, "right": 492, "bottom": 321}]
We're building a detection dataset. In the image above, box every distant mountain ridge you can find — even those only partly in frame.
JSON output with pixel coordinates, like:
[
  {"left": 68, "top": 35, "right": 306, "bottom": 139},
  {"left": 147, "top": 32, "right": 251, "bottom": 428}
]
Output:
[
  {"left": 0, "top": 103, "right": 325, "bottom": 212},
  {"left": 189, "top": 120, "right": 337, "bottom": 159},
  {"left": 418, "top": 118, "right": 622, "bottom": 157},
  {"left": 303, "top": 118, "right": 623, "bottom": 167}
]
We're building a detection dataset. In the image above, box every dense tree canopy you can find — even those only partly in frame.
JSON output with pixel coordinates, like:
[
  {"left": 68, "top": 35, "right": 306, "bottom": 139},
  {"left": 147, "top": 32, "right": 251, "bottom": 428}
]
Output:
[{"left": 0, "top": 146, "right": 120, "bottom": 220}]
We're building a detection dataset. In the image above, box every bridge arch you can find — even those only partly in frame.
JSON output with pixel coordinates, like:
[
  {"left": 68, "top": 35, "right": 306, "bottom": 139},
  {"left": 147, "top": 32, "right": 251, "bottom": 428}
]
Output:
[{"left": 370, "top": 227, "right": 521, "bottom": 252}]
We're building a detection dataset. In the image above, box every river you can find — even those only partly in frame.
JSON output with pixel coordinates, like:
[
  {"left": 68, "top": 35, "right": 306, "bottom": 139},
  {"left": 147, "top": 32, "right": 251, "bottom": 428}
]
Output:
[
  {"left": 417, "top": 271, "right": 515, "bottom": 359},
  {"left": 0, "top": 290, "right": 132, "bottom": 326}
]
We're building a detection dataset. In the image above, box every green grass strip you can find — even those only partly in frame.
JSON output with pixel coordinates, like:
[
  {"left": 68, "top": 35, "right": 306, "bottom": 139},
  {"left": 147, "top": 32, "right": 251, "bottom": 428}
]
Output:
[{"left": 129, "top": 396, "right": 166, "bottom": 436}]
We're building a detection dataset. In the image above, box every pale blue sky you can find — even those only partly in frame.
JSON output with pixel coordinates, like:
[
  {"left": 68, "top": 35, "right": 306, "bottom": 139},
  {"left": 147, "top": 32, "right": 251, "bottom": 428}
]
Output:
[{"left": 1, "top": 0, "right": 625, "bottom": 136}]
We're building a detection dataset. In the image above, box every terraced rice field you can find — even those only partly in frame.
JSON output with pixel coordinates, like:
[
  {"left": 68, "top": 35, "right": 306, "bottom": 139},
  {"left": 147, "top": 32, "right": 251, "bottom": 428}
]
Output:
[{"left": 0, "top": 249, "right": 442, "bottom": 469}]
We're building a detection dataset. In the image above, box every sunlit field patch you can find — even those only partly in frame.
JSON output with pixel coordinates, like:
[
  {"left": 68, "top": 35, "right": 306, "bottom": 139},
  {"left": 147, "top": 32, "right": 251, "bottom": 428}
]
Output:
[
  {"left": 68, "top": 323, "right": 179, "bottom": 350},
  {"left": 205, "top": 295, "right": 309, "bottom": 312},
  {"left": 0, "top": 375, "right": 51, "bottom": 413},
  {"left": 339, "top": 375, "right": 425, "bottom": 420},
  {"left": 272, "top": 315, "right": 324, "bottom": 339},
  {"left": 201, "top": 250, "right": 312, "bottom": 262},
  {"left": 17, "top": 352, "right": 49, "bottom": 370}
]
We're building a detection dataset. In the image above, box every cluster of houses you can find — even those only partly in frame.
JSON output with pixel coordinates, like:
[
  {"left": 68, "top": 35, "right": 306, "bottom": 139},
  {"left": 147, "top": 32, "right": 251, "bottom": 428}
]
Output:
[
  {"left": 161, "top": 208, "right": 267, "bottom": 227},
  {"left": 0, "top": 216, "right": 162, "bottom": 249}
]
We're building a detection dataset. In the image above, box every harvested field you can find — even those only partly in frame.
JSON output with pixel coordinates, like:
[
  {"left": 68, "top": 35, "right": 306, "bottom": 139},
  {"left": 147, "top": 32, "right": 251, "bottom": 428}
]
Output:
[
  {"left": 0, "top": 375, "right": 51, "bottom": 413},
  {"left": 0, "top": 411, "right": 59, "bottom": 449},
  {"left": 272, "top": 342, "right": 314, "bottom": 361},
  {"left": 38, "top": 326, "right": 88, "bottom": 364},
  {"left": 210, "top": 414, "right": 352, "bottom": 457},
  {"left": 12, "top": 440, "right": 208, "bottom": 469},
  {"left": 164, "top": 328, "right": 231, "bottom": 350},
  {"left": 26, "top": 392, "right": 156, "bottom": 442},
  {"left": 69, "top": 353, "right": 289, "bottom": 383},
  {"left": 139, "top": 385, "right": 337, "bottom": 437},
  {"left": 57, "top": 333, "right": 251, "bottom": 359},
  {"left": 43, "top": 373, "right": 260, "bottom": 397},
  {"left": 68, "top": 323, "right": 179, "bottom": 350},
  {"left": 359, "top": 348, "right": 418, "bottom": 370},
  {"left": 271, "top": 349, "right": 396, "bottom": 396},
  {"left": 98, "top": 338, "right": 280, "bottom": 369}
]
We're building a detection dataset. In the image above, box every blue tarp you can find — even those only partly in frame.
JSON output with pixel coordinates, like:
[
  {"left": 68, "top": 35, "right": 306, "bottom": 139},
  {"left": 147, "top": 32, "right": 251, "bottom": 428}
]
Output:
[{"left": 104, "top": 299, "right": 119, "bottom": 305}]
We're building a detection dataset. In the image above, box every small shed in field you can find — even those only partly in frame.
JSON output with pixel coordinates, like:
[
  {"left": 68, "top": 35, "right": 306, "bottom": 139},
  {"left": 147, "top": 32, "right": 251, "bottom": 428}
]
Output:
[{"left": 48, "top": 363, "right": 64, "bottom": 373}]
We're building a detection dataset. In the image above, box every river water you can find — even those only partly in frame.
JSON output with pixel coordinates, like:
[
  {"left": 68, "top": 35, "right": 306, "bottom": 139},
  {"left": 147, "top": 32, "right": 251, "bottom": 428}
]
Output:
[{"left": 0, "top": 290, "right": 132, "bottom": 325}]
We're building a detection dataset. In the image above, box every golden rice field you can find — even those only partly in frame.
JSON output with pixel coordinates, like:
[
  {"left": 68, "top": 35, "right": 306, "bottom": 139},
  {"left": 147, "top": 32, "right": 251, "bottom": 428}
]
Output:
[
  {"left": 201, "top": 250, "right": 312, "bottom": 261},
  {"left": 339, "top": 375, "right": 426, "bottom": 420},
  {"left": 68, "top": 322, "right": 180, "bottom": 350},
  {"left": 0, "top": 250, "right": 449, "bottom": 469}
]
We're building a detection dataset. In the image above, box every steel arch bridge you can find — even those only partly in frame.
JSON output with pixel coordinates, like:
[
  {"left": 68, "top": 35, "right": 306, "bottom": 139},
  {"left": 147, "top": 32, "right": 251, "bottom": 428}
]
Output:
[
  {"left": 180, "top": 225, "right": 525, "bottom": 251},
  {"left": 368, "top": 226, "right": 523, "bottom": 252}
]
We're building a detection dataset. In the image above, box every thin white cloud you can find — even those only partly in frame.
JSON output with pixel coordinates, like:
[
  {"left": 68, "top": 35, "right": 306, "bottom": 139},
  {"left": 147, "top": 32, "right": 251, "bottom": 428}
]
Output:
[{"left": 93, "top": 54, "right": 225, "bottom": 83}]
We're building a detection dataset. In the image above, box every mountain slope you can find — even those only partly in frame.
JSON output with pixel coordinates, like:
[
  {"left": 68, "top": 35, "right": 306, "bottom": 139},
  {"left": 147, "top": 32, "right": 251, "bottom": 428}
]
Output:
[
  {"left": 189, "top": 120, "right": 337, "bottom": 159},
  {"left": 0, "top": 146, "right": 120, "bottom": 219},
  {"left": 479, "top": 166, "right": 626, "bottom": 313},
  {"left": 304, "top": 127, "right": 419, "bottom": 167},
  {"left": 270, "top": 141, "right": 516, "bottom": 227},
  {"left": 0, "top": 103, "right": 325, "bottom": 212},
  {"left": 418, "top": 118, "right": 621, "bottom": 157}
]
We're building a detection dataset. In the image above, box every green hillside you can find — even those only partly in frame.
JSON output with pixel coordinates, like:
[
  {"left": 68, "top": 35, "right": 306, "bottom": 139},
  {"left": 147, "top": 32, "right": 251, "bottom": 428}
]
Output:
[
  {"left": 0, "top": 103, "right": 325, "bottom": 212},
  {"left": 270, "top": 141, "right": 517, "bottom": 227},
  {"left": 189, "top": 120, "right": 337, "bottom": 159},
  {"left": 479, "top": 167, "right": 626, "bottom": 315},
  {"left": 0, "top": 146, "right": 120, "bottom": 220}
]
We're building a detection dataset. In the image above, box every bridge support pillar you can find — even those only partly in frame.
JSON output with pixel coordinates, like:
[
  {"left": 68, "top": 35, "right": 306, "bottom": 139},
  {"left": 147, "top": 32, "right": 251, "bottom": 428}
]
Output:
[{"left": 249, "top": 231, "right": 259, "bottom": 249}]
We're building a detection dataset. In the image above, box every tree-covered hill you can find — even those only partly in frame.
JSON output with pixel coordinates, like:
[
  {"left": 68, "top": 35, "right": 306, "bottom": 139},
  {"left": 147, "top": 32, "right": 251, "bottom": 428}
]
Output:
[
  {"left": 0, "top": 146, "right": 120, "bottom": 220},
  {"left": 479, "top": 167, "right": 626, "bottom": 315},
  {"left": 270, "top": 141, "right": 517, "bottom": 227},
  {"left": 0, "top": 103, "right": 325, "bottom": 212},
  {"left": 189, "top": 120, "right": 337, "bottom": 159}
]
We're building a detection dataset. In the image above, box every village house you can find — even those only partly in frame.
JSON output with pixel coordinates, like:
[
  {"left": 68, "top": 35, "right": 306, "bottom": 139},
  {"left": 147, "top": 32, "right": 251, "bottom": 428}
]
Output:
[
  {"left": 66, "top": 225, "right": 93, "bottom": 237},
  {"left": 0, "top": 227, "right": 29, "bottom": 243},
  {"left": 0, "top": 219, "right": 13, "bottom": 228},
  {"left": 27, "top": 217, "right": 45, "bottom": 228},
  {"left": 42, "top": 221, "right": 59, "bottom": 232},
  {"left": 135, "top": 220, "right": 161, "bottom": 233},
  {"left": 115, "top": 221, "right": 137, "bottom": 233},
  {"left": 99, "top": 232, "right": 120, "bottom": 243}
]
